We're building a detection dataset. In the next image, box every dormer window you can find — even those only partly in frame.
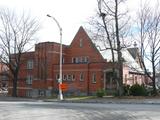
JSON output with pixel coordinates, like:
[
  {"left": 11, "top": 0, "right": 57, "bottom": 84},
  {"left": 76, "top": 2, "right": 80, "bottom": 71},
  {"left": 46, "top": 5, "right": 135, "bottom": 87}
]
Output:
[{"left": 80, "top": 39, "right": 83, "bottom": 48}]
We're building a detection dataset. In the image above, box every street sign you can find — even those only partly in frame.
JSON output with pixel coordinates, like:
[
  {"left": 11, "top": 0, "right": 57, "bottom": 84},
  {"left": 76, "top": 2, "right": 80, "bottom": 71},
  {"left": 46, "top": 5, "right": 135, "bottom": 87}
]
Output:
[{"left": 59, "top": 83, "right": 68, "bottom": 91}]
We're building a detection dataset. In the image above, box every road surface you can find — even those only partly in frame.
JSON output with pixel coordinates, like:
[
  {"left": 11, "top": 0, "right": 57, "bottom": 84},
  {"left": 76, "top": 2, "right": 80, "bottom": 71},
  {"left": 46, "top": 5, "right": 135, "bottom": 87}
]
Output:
[{"left": 0, "top": 101, "right": 159, "bottom": 120}]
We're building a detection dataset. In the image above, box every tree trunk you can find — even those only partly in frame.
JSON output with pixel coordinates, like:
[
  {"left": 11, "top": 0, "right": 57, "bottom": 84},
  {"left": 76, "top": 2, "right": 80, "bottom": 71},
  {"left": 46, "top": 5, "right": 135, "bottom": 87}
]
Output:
[
  {"left": 118, "top": 53, "right": 123, "bottom": 96},
  {"left": 12, "top": 75, "right": 18, "bottom": 97},
  {"left": 115, "top": 0, "right": 123, "bottom": 96},
  {"left": 152, "top": 62, "right": 157, "bottom": 95}
]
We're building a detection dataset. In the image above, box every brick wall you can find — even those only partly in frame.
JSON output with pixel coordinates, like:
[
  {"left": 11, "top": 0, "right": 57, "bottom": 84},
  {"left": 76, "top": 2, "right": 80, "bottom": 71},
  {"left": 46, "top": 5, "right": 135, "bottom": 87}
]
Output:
[{"left": 8, "top": 26, "right": 148, "bottom": 97}]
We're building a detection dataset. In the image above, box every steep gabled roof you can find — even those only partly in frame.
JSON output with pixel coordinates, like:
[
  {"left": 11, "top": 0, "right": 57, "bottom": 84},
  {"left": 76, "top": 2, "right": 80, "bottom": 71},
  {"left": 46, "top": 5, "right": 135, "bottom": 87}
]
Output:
[
  {"left": 94, "top": 41, "right": 144, "bottom": 73},
  {"left": 70, "top": 26, "right": 99, "bottom": 52},
  {"left": 68, "top": 26, "right": 104, "bottom": 61},
  {"left": 127, "top": 48, "right": 139, "bottom": 60}
]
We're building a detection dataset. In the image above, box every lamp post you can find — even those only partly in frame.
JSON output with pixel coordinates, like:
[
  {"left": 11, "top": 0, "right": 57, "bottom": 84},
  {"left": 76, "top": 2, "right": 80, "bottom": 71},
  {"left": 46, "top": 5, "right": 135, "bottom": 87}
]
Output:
[{"left": 47, "top": 14, "right": 63, "bottom": 100}]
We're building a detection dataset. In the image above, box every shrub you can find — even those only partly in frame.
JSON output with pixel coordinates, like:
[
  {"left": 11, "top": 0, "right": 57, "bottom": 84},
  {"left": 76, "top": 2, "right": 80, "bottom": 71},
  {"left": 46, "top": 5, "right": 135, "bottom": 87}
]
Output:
[
  {"left": 123, "top": 84, "right": 130, "bottom": 96},
  {"left": 96, "top": 89, "right": 106, "bottom": 97},
  {"left": 130, "top": 84, "right": 147, "bottom": 96}
]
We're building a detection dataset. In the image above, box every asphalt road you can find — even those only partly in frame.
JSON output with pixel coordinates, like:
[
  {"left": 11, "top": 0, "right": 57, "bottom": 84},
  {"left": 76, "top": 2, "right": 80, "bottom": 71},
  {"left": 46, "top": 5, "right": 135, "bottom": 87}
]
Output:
[{"left": 0, "top": 102, "right": 160, "bottom": 120}]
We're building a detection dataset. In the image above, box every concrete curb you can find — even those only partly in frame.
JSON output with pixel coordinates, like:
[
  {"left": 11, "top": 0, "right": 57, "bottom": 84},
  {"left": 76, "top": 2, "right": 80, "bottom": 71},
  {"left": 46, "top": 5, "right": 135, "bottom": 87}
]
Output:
[
  {"left": 44, "top": 99, "right": 160, "bottom": 105},
  {"left": 1, "top": 96, "right": 160, "bottom": 105}
]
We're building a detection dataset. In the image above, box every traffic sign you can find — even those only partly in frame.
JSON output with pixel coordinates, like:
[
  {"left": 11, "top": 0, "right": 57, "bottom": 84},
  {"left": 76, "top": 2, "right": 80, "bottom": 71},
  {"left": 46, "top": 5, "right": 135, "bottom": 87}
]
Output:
[{"left": 59, "top": 83, "right": 68, "bottom": 91}]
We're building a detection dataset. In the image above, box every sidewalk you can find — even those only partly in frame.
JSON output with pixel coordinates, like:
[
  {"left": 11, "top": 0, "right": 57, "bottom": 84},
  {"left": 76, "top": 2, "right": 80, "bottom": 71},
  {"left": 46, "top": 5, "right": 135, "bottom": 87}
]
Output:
[
  {"left": 45, "top": 96, "right": 160, "bottom": 105},
  {"left": 0, "top": 96, "right": 37, "bottom": 102},
  {"left": 1, "top": 95, "right": 160, "bottom": 105}
]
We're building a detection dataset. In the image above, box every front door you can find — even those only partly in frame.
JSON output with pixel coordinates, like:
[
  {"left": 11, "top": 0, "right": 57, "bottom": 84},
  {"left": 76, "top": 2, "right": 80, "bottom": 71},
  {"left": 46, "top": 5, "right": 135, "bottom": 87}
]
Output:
[{"left": 105, "top": 71, "right": 117, "bottom": 93}]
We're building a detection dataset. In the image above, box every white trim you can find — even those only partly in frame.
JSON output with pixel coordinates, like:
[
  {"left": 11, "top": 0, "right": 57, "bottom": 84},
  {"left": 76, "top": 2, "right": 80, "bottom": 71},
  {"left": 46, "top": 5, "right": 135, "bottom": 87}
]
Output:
[
  {"left": 8, "top": 87, "right": 32, "bottom": 90},
  {"left": 54, "top": 69, "right": 102, "bottom": 72},
  {"left": 48, "top": 51, "right": 66, "bottom": 55}
]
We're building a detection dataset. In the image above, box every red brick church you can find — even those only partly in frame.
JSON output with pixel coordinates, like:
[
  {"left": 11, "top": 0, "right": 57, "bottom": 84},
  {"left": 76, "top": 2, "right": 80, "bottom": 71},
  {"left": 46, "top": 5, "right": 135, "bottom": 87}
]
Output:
[{"left": 8, "top": 26, "right": 147, "bottom": 97}]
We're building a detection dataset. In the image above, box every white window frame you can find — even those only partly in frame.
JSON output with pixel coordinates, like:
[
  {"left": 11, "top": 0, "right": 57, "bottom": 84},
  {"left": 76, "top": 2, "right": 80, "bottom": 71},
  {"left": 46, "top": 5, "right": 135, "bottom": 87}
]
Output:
[
  {"left": 26, "top": 90, "right": 32, "bottom": 97},
  {"left": 67, "top": 74, "right": 72, "bottom": 81},
  {"left": 72, "top": 74, "right": 75, "bottom": 81},
  {"left": 78, "top": 57, "right": 82, "bottom": 63},
  {"left": 92, "top": 73, "right": 96, "bottom": 83},
  {"left": 80, "top": 72, "right": 84, "bottom": 81},
  {"left": 27, "top": 60, "right": 33, "bottom": 69},
  {"left": 84, "top": 56, "right": 89, "bottom": 63},
  {"left": 26, "top": 75, "right": 33, "bottom": 85},
  {"left": 63, "top": 74, "right": 67, "bottom": 81},
  {"left": 75, "top": 57, "right": 79, "bottom": 63}
]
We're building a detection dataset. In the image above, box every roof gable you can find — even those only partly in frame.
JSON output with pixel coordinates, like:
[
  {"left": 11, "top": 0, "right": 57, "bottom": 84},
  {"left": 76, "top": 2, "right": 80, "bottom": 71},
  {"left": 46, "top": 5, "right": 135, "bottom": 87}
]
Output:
[
  {"left": 70, "top": 26, "right": 96, "bottom": 48},
  {"left": 68, "top": 26, "right": 104, "bottom": 62}
]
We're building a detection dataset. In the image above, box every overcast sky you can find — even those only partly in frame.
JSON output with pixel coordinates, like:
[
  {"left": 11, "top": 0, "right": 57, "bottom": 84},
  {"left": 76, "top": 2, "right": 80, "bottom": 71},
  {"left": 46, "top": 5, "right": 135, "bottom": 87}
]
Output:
[{"left": 0, "top": 0, "right": 156, "bottom": 45}]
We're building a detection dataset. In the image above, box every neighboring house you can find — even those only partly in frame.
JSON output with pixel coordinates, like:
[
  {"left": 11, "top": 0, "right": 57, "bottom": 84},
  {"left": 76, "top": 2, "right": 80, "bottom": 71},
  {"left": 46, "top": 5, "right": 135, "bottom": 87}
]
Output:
[
  {"left": 156, "top": 61, "right": 160, "bottom": 88},
  {"left": 95, "top": 41, "right": 147, "bottom": 86},
  {"left": 8, "top": 26, "right": 148, "bottom": 97},
  {"left": 156, "top": 73, "right": 160, "bottom": 88}
]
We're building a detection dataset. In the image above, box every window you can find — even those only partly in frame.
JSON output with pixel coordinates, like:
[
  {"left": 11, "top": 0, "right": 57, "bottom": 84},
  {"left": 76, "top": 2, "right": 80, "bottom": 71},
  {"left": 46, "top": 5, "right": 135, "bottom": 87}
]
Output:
[
  {"left": 63, "top": 74, "right": 75, "bottom": 81},
  {"left": 72, "top": 58, "right": 76, "bottom": 63},
  {"left": 125, "top": 74, "right": 127, "bottom": 82},
  {"left": 63, "top": 74, "right": 67, "bottom": 81},
  {"left": 72, "top": 74, "right": 75, "bottom": 81},
  {"left": 84, "top": 57, "right": 89, "bottom": 63},
  {"left": 80, "top": 39, "right": 83, "bottom": 47},
  {"left": 135, "top": 76, "right": 137, "bottom": 83},
  {"left": 80, "top": 72, "right": 84, "bottom": 81},
  {"left": 2, "top": 75, "right": 7, "bottom": 81},
  {"left": 75, "top": 57, "right": 79, "bottom": 63},
  {"left": 81, "top": 57, "right": 85, "bottom": 63},
  {"left": 56, "top": 74, "right": 60, "bottom": 81},
  {"left": 62, "top": 57, "right": 65, "bottom": 64},
  {"left": 27, "top": 60, "right": 33, "bottom": 69},
  {"left": 78, "top": 57, "right": 82, "bottom": 63},
  {"left": 92, "top": 73, "right": 96, "bottom": 83},
  {"left": 67, "top": 75, "right": 72, "bottom": 81},
  {"left": 39, "top": 90, "right": 45, "bottom": 97},
  {"left": 26, "top": 90, "right": 32, "bottom": 97},
  {"left": 26, "top": 75, "right": 33, "bottom": 85},
  {"left": 72, "top": 57, "right": 89, "bottom": 64}
]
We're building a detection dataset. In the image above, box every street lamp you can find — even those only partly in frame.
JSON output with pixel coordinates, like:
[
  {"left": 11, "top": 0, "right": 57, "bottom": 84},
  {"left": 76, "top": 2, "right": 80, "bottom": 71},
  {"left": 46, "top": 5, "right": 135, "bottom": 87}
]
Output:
[{"left": 47, "top": 14, "right": 63, "bottom": 100}]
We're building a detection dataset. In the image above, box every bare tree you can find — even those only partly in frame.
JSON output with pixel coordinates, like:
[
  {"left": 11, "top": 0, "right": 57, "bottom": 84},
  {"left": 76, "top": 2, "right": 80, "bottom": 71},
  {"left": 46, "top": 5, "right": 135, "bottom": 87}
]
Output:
[
  {"left": 0, "top": 8, "right": 39, "bottom": 97},
  {"left": 88, "top": 0, "right": 130, "bottom": 96},
  {"left": 135, "top": 1, "right": 160, "bottom": 95}
]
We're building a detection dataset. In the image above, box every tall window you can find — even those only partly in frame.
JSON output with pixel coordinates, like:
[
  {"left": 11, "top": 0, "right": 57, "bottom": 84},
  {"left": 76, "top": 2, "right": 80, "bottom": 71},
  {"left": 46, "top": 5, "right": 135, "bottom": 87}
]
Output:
[
  {"left": 26, "top": 75, "right": 33, "bottom": 85},
  {"left": 56, "top": 74, "right": 59, "bottom": 81},
  {"left": 92, "top": 73, "right": 96, "bottom": 83},
  {"left": 80, "top": 72, "right": 84, "bottom": 81},
  {"left": 125, "top": 74, "right": 127, "bottom": 83},
  {"left": 26, "top": 90, "right": 32, "bottom": 97},
  {"left": 84, "top": 57, "right": 89, "bottom": 63},
  {"left": 62, "top": 57, "right": 65, "bottom": 64},
  {"left": 72, "top": 57, "right": 76, "bottom": 63},
  {"left": 135, "top": 76, "right": 137, "bottom": 83},
  {"left": 27, "top": 60, "right": 33, "bottom": 69},
  {"left": 67, "top": 74, "right": 72, "bottom": 81},
  {"left": 63, "top": 74, "right": 67, "bottom": 81},
  {"left": 80, "top": 39, "right": 83, "bottom": 47},
  {"left": 75, "top": 57, "right": 79, "bottom": 63},
  {"left": 72, "top": 74, "right": 75, "bottom": 81},
  {"left": 78, "top": 57, "right": 82, "bottom": 63}
]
